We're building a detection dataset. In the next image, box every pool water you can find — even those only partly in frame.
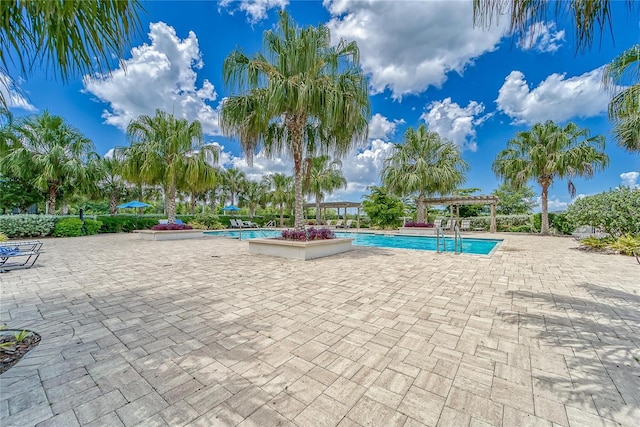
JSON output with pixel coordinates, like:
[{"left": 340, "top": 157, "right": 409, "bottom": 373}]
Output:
[{"left": 204, "top": 230, "right": 502, "bottom": 255}]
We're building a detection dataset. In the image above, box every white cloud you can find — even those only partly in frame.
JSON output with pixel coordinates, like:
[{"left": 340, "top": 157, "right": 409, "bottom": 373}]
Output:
[
  {"left": 420, "top": 98, "right": 487, "bottom": 152},
  {"left": 230, "top": 151, "right": 293, "bottom": 183},
  {"left": 620, "top": 171, "right": 639, "bottom": 188},
  {"left": 536, "top": 195, "right": 568, "bottom": 212},
  {"left": 325, "top": 0, "right": 507, "bottom": 98},
  {"left": 0, "top": 73, "right": 37, "bottom": 112},
  {"left": 84, "top": 22, "right": 220, "bottom": 135},
  {"left": 219, "top": 0, "right": 288, "bottom": 23},
  {"left": 368, "top": 113, "right": 404, "bottom": 140},
  {"left": 518, "top": 22, "right": 565, "bottom": 53},
  {"left": 496, "top": 68, "right": 609, "bottom": 125}
]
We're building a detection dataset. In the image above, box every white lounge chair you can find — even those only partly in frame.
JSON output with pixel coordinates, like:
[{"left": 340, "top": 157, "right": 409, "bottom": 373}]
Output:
[
  {"left": 344, "top": 219, "right": 353, "bottom": 229},
  {"left": 334, "top": 220, "right": 343, "bottom": 228},
  {"left": 460, "top": 220, "right": 471, "bottom": 231},
  {"left": 229, "top": 219, "right": 241, "bottom": 228},
  {"left": 325, "top": 220, "right": 333, "bottom": 227}
]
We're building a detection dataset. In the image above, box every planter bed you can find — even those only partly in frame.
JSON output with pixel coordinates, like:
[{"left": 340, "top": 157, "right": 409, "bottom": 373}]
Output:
[
  {"left": 248, "top": 237, "right": 354, "bottom": 260},
  {"left": 136, "top": 229, "right": 204, "bottom": 241},
  {"left": 398, "top": 227, "right": 437, "bottom": 235}
]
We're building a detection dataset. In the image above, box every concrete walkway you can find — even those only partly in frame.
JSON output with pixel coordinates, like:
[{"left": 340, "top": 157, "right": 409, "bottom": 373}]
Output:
[{"left": 1, "top": 233, "right": 638, "bottom": 426}]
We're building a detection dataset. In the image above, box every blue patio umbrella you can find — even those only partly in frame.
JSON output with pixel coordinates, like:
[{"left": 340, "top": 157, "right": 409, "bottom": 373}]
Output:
[
  {"left": 222, "top": 205, "right": 240, "bottom": 212},
  {"left": 117, "top": 200, "right": 151, "bottom": 209}
]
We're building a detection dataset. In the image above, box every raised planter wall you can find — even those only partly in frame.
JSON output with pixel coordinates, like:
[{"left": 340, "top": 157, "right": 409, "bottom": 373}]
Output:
[
  {"left": 248, "top": 238, "right": 354, "bottom": 260},
  {"left": 136, "top": 230, "right": 204, "bottom": 241},
  {"left": 398, "top": 227, "right": 437, "bottom": 235}
]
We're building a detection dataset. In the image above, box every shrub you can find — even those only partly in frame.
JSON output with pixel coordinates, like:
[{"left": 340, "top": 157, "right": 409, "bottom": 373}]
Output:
[
  {"left": 0, "top": 232, "right": 6, "bottom": 242},
  {"left": 280, "top": 227, "right": 335, "bottom": 241},
  {"left": 53, "top": 218, "right": 84, "bottom": 237},
  {"left": 151, "top": 224, "right": 193, "bottom": 230},
  {"left": 0, "top": 215, "right": 57, "bottom": 238},
  {"left": 83, "top": 219, "right": 102, "bottom": 235},
  {"left": 96, "top": 215, "right": 161, "bottom": 233},
  {"left": 580, "top": 236, "right": 615, "bottom": 250},
  {"left": 607, "top": 235, "right": 640, "bottom": 256},
  {"left": 508, "top": 225, "right": 533, "bottom": 233},
  {"left": 404, "top": 222, "right": 434, "bottom": 228},
  {"left": 531, "top": 213, "right": 574, "bottom": 235},
  {"left": 190, "top": 214, "right": 224, "bottom": 230}
]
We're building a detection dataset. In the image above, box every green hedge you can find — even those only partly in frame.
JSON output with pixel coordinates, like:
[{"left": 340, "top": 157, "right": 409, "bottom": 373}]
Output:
[
  {"left": 96, "top": 215, "right": 162, "bottom": 233},
  {"left": 0, "top": 214, "right": 57, "bottom": 238},
  {"left": 447, "top": 215, "right": 532, "bottom": 232},
  {"left": 53, "top": 218, "right": 103, "bottom": 237}
]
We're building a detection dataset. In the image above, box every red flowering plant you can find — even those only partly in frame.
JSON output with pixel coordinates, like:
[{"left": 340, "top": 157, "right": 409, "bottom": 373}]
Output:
[
  {"left": 280, "top": 227, "right": 335, "bottom": 241},
  {"left": 151, "top": 224, "right": 194, "bottom": 231},
  {"left": 403, "top": 221, "right": 435, "bottom": 228}
]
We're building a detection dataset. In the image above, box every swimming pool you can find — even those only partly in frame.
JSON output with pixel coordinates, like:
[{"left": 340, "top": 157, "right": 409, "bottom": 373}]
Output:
[{"left": 204, "top": 230, "right": 502, "bottom": 255}]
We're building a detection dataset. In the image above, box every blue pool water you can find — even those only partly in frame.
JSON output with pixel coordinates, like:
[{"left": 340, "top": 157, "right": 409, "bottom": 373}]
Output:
[{"left": 204, "top": 230, "right": 502, "bottom": 255}]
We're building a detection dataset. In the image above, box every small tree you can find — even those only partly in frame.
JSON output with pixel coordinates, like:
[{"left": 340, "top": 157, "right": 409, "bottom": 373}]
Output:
[
  {"left": 492, "top": 182, "right": 537, "bottom": 215},
  {"left": 566, "top": 187, "right": 640, "bottom": 237},
  {"left": 362, "top": 186, "right": 405, "bottom": 229}
]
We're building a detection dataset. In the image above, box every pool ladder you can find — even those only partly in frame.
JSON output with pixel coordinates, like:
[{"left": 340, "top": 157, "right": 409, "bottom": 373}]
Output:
[{"left": 436, "top": 225, "right": 463, "bottom": 254}]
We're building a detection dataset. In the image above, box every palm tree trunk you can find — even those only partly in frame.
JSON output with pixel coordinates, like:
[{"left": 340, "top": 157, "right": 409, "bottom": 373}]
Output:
[
  {"left": 279, "top": 204, "right": 284, "bottom": 228},
  {"left": 416, "top": 196, "right": 426, "bottom": 223},
  {"left": 190, "top": 192, "right": 197, "bottom": 215},
  {"left": 109, "top": 192, "right": 118, "bottom": 216},
  {"left": 289, "top": 119, "right": 305, "bottom": 230},
  {"left": 48, "top": 186, "right": 56, "bottom": 214},
  {"left": 315, "top": 195, "right": 321, "bottom": 224},
  {"left": 540, "top": 183, "right": 550, "bottom": 235},
  {"left": 167, "top": 185, "right": 177, "bottom": 224}
]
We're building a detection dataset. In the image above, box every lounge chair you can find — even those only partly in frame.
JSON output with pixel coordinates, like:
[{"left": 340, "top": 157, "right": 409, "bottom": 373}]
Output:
[
  {"left": 241, "top": 220, "right": 258, "bottom": 228},
  {"left": 325, "top": 220, "right": 333, "bottom": 227},
  {"left": 175, "top": 219, "right": 184, "bottom": 225},
  {"left": 158, "top": 219, "right": 168, "bottom": 225},
  {"left": 434, "top": 219, "right": 443, "bottom": 229},
  {"left": 229, "top": 219, "right": 240, "bottom": 228},
  {"left": 0, "top": 240, "right": 43, "bottom": 273},
  {"left": 344, "top": 219, "right": 353, "bottom": 229},
  {"left": 442, "top": 220, "right": 454, "bottom": 231},
  {"left": 334, "top": 220, "right": 344, "bottom": 228},
  {"left": 460, "top": 220, "right": 471, "bottom": 231}
]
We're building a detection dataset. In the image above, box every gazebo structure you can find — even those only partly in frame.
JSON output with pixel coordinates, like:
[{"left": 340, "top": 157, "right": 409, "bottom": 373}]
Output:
[
  {"left": 303, "top": 201, "right": 362, "bottom": 228},
  {"left": 425, "top": 195, "right": 500, "bottom": 233}
]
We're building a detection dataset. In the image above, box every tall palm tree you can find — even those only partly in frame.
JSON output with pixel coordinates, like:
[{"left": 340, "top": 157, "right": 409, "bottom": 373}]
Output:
[
  {"left": 603, "top": 44, "right": 640, "bottom": 154},
  {"left": 0, "top": 1, "right": 142, "bottom": 110},
  {"left": 221, "top": 167, "right": 246, "bottom": 207},
  {"left": 303, "top": 155, "right": 347, "bottom": 224},
  {"left": 123, "top": 110, "right": 218, "bottom": 224},
  {"left": 264, "top": 173, "right": 293, "bottom": 227},
  {"left": 0, "top": 111, "right": 99, "bottom": 213},
  {"left": 382, "top": 125, "right": 469, "bottom": 223},
  {"left": 493, "top": 120, "right": 609, "bottom": 235},
  {"left": 473, "top": 0, "right": 638, "bottom": 52},
  {"left": 182, "top": 163, "right": 218, "bottom": 215},
  {"left": 239, "top": 180, "right": 267, "bottom": 218},
  {"left": 221, "top": 10, "right": 370, "bottom": 229}
]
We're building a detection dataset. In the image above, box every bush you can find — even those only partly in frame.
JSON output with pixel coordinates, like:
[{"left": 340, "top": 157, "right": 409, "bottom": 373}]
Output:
[
  {"left": 96, "top": 215, "right": 161, "bottom": 233},
  {"left": 404, "top": 222, "right": 434, "bottom": 228},
  {"left": 566, "top": 187, "right": 640, "bottom": 237},
  {"left": 151, "top": 224, "right": 193, "bottom": 230},
  {"left": 190, "top": 214, "right": 224, "bottom": 230},
  {"left": 53, "top": 218, "right": 84, "bottom": 237},
  {"left": 83, "top": 219, "right": 102, "bottom": 235},
  {"left": 458, "top": 215, "right": 531, "bottom": 232},
  {"left": 0, "top": 215, "right": 57, "bottom": 238},
  {"left": 580, "top": 236, "right": 615, "bottom": 250},
  {"left": 607, "top": 235, "right": 640, "bottom": 256},
  {"left": 508, "top": 225, "right": 533, "bottom": 233},
  {"left": 280, "top": 227, "right": 335, "bottom": 241},
  {"left": 531, "top": 213, "right": 574, "bottom": 235},
  {"left": 0, "top": 232, "right": 7, "bottom": 242}
]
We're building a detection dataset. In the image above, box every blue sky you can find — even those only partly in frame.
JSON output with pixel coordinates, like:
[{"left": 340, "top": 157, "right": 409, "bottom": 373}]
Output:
[{"left": 4, "top": 0, "right": 639, "bottom": 210}]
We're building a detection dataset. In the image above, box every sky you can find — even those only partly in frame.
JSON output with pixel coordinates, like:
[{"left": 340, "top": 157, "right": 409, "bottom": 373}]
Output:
[{"left": 3, "top": 0, "right": 640, "bottom": 211}]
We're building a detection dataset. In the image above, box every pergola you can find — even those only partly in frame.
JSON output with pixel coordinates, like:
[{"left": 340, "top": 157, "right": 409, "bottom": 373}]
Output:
[
  {"left": 424, "top": 195, "right": 500, "bottom": 232},
  {"left": 303, "top": 201, "right": 363, "bottom": 228}
]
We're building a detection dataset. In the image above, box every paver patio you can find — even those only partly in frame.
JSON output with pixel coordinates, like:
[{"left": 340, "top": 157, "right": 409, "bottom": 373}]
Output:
[{"left": 0, "top": 232, "right": 638, "bottom": 426}]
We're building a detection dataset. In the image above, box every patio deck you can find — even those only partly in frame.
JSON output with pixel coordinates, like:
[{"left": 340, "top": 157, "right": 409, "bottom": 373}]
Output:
[{"left": 1, "top": 233, "right": 638, "bottom": 426}]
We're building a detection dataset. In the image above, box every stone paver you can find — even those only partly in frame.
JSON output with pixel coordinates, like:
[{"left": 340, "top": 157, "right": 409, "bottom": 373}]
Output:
[{"left": 1, "top": 232, "right": 639, "bottom": 426}]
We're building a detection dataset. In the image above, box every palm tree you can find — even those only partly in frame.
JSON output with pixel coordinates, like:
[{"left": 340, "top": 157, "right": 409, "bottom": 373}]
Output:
[
  {"left": 123, "top": 110, "right": 218, "bottom": 224},
  {"left": 221, "top": 10, "right": 370, "bottom": 229},
  {"left": 0, "top": 1, "right": 141, "bottom": 110},
  {"left": 493, "top": 120, "right": 609, "bottom": 235},
  {"left": 221, "top": 168, "right": 246, "bottom": 207},
  {"left": 239, "top": 180, "right": 267, "bottom": 218},
  {"left": 603, "top": 44, "right": 640, "bottom": 154},
  {"left": 303, "top": 155, "right": 347, "bottom": 224},
  {"left": 382, "top": 125, "right": 468, "bottom": 223},
  {"left": 264, "top": 173, "right": 293, "bottom": 227},
  {"left": 473, "top": 0, "right": 638, "bottom": 52},
  {"left": 98, "top": 155, "right": 128, "bottom": 215},
  {"left": 0, "top": 111, "right": 99, "bottom": 213},
  {"left": 182, "top": 163, "right": 218, "bottom": 215}
]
